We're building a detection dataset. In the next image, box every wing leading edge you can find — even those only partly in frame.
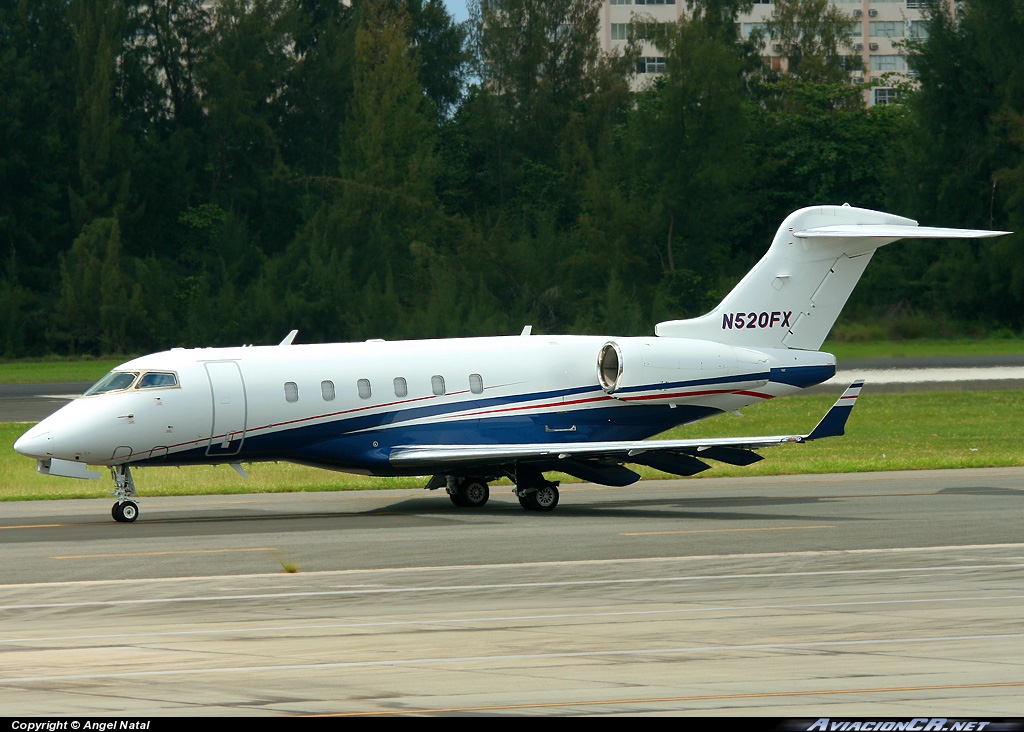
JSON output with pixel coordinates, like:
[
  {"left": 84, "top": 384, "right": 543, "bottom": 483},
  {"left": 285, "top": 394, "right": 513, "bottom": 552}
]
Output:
[{"left": 389, "top": 381, "right": 865, "bottom": 486}]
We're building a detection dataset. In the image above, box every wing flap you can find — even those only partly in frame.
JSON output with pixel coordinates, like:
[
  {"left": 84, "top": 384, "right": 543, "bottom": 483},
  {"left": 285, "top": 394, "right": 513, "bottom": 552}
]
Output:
[
  {"left": 540, "top": 458, "right": 641, "bottom": 486},
  {"left": 629, "top": 452, "right": 711, "bottom": 477},
  {"left": 695, "top": 446, "right": 764, "bottom": 466}
]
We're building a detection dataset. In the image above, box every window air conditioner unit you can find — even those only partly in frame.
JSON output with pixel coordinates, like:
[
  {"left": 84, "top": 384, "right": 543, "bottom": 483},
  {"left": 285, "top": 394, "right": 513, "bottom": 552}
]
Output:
[
  {"left": 772, "top": 43, "right": 783, "bottom": 52},
  {"left": 854, "top": 43, "right": 863, "bottom": 51},
  {"left": 869, "top": 9, "right": 878, "bottom": 16},
  {"left": 772, "top": 10, "right": 780, "bottom": 17},
  {"left": 853, "top": 76, "right": 864, "bottom": 84},
  {"left": 869, "top": 42, "right": 878, "bottom": 50},
  {"left": 853, "top": 9, "right": 862, "bottom": 17}
]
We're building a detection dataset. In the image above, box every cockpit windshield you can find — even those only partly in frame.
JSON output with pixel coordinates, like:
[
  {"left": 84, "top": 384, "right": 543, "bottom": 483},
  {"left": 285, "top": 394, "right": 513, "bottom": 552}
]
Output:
[
  {"left": 83, "top": 370, "right": 179, "bottom": 396},
  {"left": 136, "top": 372, "right": 178, "bottom": 389},
  {"left": 84, "top": 371, "right": 139, "bottom": 396}
]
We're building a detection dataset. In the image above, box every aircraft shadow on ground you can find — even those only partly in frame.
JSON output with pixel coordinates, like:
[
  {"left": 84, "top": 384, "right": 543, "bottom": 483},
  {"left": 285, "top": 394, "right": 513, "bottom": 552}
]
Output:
[
  {"left": 935, "top": 486, "right": 1024, "bottom": 496},
  {"left": 376, "top": 493, "right": 868, "bottom": 524},
  {"left": 2, "top": 492, "right": 874, "bottom": 543}
]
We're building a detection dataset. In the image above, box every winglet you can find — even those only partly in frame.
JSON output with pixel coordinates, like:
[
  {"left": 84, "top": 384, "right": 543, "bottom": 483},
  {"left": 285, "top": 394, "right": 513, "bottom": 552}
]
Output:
[
  {"left": 803, "top": 380, "right": 864, "bottom": 441},
  {"left": 278, "top": 329, "right": 299, "bottom": 346}
]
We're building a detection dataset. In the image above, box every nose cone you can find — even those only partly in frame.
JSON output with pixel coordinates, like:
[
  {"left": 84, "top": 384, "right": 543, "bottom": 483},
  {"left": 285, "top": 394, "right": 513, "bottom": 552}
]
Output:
[{"left": 14, "top": 425, "right": 53, "bottom": 459}]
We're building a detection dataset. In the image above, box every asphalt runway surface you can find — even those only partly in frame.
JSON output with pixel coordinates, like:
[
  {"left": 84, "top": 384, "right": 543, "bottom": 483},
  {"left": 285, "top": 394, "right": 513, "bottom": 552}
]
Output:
[
  {"left": 0, "top": 382, "right": 94, "bottom": 423},
  {"left": 2, "top": 468, "right": 1023, "bottom": 716}
]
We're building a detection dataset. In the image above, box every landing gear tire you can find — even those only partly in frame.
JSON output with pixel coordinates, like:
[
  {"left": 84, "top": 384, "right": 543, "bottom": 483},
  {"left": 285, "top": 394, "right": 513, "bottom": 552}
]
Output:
[
  {"left": 518, "top": 485, "right": 559, "bottom": 512},
  {"left": 458, "top": 480, "right": 490, "bottom": 508},
  {"left": 112, "top": 501, "right": 139, "bottom": 523},
  {"left": 449, "top": 479, "right": 490, "bottom": 508},
  {"left": 120, "top": 501, "right": 139, "bottom": 522}
]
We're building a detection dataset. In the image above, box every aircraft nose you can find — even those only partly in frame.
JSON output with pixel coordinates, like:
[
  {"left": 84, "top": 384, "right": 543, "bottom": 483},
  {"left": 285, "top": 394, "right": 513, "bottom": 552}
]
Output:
[{"left": 14, "top": 427, "right": 52, "bottom": 459}]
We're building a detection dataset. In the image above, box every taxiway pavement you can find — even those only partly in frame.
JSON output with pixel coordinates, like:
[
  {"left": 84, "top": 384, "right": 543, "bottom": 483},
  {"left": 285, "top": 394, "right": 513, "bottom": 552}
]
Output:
[{"left": 1, "top": 468, "right": 1023, "bottom": 716}]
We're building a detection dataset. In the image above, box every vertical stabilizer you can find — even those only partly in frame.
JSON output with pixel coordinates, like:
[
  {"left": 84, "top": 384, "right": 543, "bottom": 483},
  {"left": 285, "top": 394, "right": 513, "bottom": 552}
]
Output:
[{"left": 655, "top": 205, "right": 1008, "bottom": 350}]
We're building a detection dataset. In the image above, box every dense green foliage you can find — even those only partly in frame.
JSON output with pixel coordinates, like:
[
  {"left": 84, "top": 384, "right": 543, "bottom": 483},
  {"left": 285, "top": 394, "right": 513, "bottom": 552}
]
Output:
[{"left": 1, "top": 0, "right": 1022, "bottom": 356}]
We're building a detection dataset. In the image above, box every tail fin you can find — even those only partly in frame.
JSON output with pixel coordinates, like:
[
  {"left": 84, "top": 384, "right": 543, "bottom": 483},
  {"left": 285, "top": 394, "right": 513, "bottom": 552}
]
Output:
[{"left": 655, "top": 205, "right": 1009, "bottom": 350}]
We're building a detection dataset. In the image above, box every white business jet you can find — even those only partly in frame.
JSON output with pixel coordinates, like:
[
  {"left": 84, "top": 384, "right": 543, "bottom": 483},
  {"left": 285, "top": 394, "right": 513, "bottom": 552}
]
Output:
[{"left": 14, "top": 205, "right": 1010, "bottom": 521}]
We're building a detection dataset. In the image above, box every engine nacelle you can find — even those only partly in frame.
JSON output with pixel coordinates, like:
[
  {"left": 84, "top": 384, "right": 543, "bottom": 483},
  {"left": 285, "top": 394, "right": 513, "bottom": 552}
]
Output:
[{"left": 596, "top": 338, "right": 769, "bottom": 405}]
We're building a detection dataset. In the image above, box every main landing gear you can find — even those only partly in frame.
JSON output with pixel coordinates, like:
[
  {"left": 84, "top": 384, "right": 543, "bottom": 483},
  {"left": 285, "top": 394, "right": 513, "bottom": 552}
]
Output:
[
  {"left": 516, "top": 483, "right": 559, "bottom": 512},
  {"left": 110, "top": 464, "right": 139, "bottom": 523},
  {"left": 513, "top": 464, "right": 560, "bottom": 512},
  {"left": 432, "top": 465, "right": 560, "bottom": 512},
  {"left": 446, "top": 476, "right": 491, "bottom": 508}
]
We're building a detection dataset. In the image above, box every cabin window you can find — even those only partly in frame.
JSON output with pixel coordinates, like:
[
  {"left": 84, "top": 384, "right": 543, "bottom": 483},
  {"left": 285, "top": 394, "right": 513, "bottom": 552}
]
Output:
[
  {"left": 431, "top": 375, "right": 445, "bottom": 396},
  {"left": 469, "top": 374, "right": 484, "bottom": 394},
  {"left": 394, "top": 377, "right": 408, "bottom": 398},
  {"left": 284, "top": 382, "right": 299, "bottom": 402},
  {"left": 321, "top": 380, "right": 335, "bottom": 401},
  {"left": 136, "top": 371, "right": 178, "bottom": 389},
  {"left": 357, "top": 378, "right": 372, "bottom": 399},
  {"left": 85, "top": 371, "right": 139, "bottom": 396}
]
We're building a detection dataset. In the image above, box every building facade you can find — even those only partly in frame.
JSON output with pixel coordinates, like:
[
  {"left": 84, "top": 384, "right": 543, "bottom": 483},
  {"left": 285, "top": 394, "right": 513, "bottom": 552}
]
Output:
[{"left": 598, "top": 0, "right": 941, "bottom": 105}]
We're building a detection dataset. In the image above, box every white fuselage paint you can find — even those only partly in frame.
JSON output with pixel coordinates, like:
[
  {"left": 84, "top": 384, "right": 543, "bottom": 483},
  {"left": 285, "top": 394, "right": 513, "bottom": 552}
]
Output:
[{"left": 15, "top": 334, "right": 835, "bottom": 475}]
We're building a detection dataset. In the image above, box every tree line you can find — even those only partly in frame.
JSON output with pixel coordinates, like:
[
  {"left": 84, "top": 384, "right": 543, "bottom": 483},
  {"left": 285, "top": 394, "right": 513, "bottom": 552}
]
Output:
[{"left": 1, "top": 0, "right": 1022, "bottom": 358}]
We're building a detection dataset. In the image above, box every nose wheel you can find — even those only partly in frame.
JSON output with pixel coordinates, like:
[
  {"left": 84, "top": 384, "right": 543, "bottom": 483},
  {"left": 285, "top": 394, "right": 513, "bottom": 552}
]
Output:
[{"left": 112, "top": 500, "right": 139, "bottom": 522}]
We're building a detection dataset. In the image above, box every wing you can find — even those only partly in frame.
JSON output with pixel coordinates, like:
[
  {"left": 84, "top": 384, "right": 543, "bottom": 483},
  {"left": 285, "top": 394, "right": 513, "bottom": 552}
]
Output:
[{"left": 390, "top": 381, "right": 864, "bottom": 486}]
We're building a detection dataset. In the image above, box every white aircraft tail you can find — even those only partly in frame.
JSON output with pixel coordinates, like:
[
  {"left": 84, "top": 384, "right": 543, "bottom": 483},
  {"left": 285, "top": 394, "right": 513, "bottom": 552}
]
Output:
[{"left": 655, "top": 204, "right": 1009, "bottom": 350}]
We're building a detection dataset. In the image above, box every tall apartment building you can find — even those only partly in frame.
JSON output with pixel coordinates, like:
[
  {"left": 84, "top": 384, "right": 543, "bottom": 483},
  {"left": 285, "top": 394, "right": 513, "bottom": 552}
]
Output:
[{"left": 598, "top": 0, "right": 939, "bottom": 105}]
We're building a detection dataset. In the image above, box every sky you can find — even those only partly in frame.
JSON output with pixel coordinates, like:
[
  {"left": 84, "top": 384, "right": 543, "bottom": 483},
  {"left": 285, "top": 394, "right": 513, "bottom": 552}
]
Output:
[{"left": 443, "top": 0, "right": 469, "bottom": 23}]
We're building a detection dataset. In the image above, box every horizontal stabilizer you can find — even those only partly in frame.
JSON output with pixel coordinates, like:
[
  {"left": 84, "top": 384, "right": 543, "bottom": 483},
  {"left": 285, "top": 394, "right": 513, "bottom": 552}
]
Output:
[{"left": 795, "top": 225, "right": 1011, "bottom": 240}]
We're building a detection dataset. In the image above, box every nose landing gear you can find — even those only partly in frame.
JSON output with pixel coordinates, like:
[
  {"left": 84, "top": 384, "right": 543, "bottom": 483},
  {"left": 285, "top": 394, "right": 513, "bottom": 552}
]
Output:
[{"left": 110, "top": 464, "right": 139, "bottom": 523}]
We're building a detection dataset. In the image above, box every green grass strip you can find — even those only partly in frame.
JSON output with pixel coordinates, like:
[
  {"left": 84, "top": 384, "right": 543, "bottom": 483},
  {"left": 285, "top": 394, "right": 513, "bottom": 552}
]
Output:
[
  {"left": 823, "top": 337, "right": 1024, "bottom": 361},
  {"left": 0, "top": 358, "right": 129, "bottom": 385}
]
